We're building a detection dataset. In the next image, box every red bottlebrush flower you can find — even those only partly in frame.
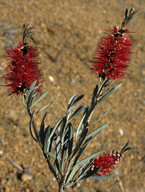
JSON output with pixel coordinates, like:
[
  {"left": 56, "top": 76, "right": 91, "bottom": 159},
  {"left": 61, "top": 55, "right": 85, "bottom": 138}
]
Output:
[
  {"left": 92, "top": 150, "right": 123, "bottom": 176},
  {"left": 5, "top": 42, "right": 41, "bottom": 95},
  {"left": 92, "top": 26, "right": 133, "bottom": 80}
]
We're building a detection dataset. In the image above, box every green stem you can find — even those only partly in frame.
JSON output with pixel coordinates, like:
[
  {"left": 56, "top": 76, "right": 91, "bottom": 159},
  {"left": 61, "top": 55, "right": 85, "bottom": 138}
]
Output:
[{"left": 85, "top": 78, "right": 109, "bottom": 125}]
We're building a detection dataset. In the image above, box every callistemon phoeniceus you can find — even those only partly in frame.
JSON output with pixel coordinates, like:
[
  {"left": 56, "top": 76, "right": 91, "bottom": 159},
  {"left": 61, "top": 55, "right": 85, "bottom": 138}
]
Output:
[
  {"left": 92, "top": 150, "right": 123, "bottom": 176},
  {"left": 5, "top": 24, "right": 41, "bottom": 95},
  {"left": 91, "top": 5, "right": 140, "bottom": 80},
  {"left": 92, "top": 26, "right": 133, "bottom": 80},
  {"left": 91, "top": 141, "right": 132, "bottom": 176}
]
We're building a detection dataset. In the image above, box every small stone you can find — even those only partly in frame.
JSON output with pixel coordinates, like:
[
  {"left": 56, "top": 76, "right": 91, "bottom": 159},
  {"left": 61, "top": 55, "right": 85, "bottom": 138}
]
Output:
[
  {"left": 0, "top": 150, "right": 4, "bottom": 156},
  {"left": 142, "top": 69, "right": 145, "bottom": 75},
  {"left": 119, "top": 128, "right": 124, "bottom": 136},
  {"left": 21, "top": 173, "right": 32, "bottom": 182},
  {"left": 48, "top": 75, "right": 55, "bottom": 82}
]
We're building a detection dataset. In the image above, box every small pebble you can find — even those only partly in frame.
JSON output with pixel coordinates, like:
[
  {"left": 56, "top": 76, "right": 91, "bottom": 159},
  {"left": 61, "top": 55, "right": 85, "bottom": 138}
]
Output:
[
  {"left": 21, "top": 173, "right": 33, "bottom": 182},
  {"left": 48, "top": 75, "right": 55, "bottom": 82},
  {"left": 0, "top": 150, "right": 4, "bottom": 155},
  {"left": 119, "top": 128, "right": 124, "bottom": 136}
]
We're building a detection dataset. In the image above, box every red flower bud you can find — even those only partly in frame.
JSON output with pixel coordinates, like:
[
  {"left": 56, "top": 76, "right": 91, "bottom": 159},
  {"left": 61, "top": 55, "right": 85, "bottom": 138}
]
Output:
[{"left": 92, "top": 151, "right": 123, "bottom": 176}]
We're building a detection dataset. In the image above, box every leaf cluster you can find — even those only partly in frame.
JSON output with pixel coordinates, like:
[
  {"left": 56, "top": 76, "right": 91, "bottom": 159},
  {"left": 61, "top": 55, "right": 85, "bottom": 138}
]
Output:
[
  {"left": 22, "top": 79, "right": 122, "bottom": 189},
  {"left": 22, "top": 24, "right": 34, "bottom": 43},
  {"left": 121, "top": 4, "right": 140, "bottom": 29}
]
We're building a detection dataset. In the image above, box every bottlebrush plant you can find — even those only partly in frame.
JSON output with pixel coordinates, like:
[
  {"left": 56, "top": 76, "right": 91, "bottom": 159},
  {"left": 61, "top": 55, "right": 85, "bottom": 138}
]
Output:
[
  {"left": 5, "top": 5, "right": 139, "bottom": 192},
  {"left": 5, "top": 24, "right": 41, "bottom": 95}
]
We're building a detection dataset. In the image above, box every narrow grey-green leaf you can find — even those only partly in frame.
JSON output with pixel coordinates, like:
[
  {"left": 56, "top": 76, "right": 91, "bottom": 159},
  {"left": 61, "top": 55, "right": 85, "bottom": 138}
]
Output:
[
  {"left": 68, "top": 123, "right": 74, "bottom": 157},
  {"left": 61, "top": 140, "right": 68, "bottom": 169},
  {"left": 47, "top": 132, "right": 56, "bottom": 153},
  {"left": 81, "top": 127, "right": 105, "bottom": 150},
  {"left": 44, "top": 126, "right": 51, "bottom": 153},
  {"left": 22, "top": 90, "right": 27, "bottom": 107},
  {"left": 26, "top": 80, "right": 37, "bottom": 100},
  {"left": 114, "top": 83, "right": 122, "bottom": 90},
  {"left": 50, "top": 117, "right": 63, "bottom": 139},
  {"left": 121, "top": 140, "right": 129, "bottom": 153},
  {"left": 29, "top": 112, "right": 37, "bottom": 142},
  {"left": 79, "top": 162, "right": 91, "bottom": 177},
  {"left": 47, "top": 152, "right": 56, "bottom": 159},
  {"left": 91, "top": 84, "right": 98, "bottom": 105},
  {"left": 72, "top": 128, "right": 88, "bottom": 158},
  {"left": 68, "top": 94, "right": 77, "bottom": 109},
  {"left": 122, "top": 147, "right": 132, "bottom": 153},
  {"left": 98, "top": 83, "right": 122, "bottom": 104},
  {"left": 126, "top": 16, "right": 137, "bottom": 26},
  {"left": 36, "top": 101, "right": 53, "bottom": 114},
  {"left": 98, "top": 88, "right": 114, "bottom": 104},
  {"left": 75, "top": 113, "right": 86, "bottom": 140},
  {"left": 27, "top": 90, "right": 35, "bottom": 110},
  {"left": 78, "top": 124, "right": 107, "bottom": 152},
  {"left": 125, "top": 8, "right": 128, "bottom": 19},
  {"left": 55, "top": 137, "right": 61, "bottom": 156},
  {"left": 39, "top": 112, "right": 47, "bottom": 145},
  {"left": 90, "top": 174, "right": 111, "bottom": 181},
  {"left": 22, "top": 24, "right": 26, "bottom": 36},
  {"left": 63, "top": 138, "right": 69, "bottom": 146},
  {"left": 55, "top": 137, "right": 61, "bottom": 172},
  {"left": 80, "top": 167, "right": 101, "bottom": 180},
  {"left": 86, "top": 123, "right": 108, "bottom": 139},
  {"left": 72, "top": 95, "right": 84, "bottom": 106},
  {"left": 73, "top": 139, "right": 88, "bottom": 167},
  {"left": 90, "top": 107, "right": 111, "bottom": 126},
  {"left": 46, "top": 117, "right": 63, "bottom": 153},
  {"left": 69, "top": 106, "right": 84, "bottom": 122},
  {"left": 30, "top": 91, "right": 48, "bottom": 108},
  {"left": 67, "top": 164, "right": 79, "bottom": 183},
  {"left": 60, "top": 116, "right": 67, "bottom": 139},
  {"left": 61, "top": 147, "right": 67, "bottom": 169}
]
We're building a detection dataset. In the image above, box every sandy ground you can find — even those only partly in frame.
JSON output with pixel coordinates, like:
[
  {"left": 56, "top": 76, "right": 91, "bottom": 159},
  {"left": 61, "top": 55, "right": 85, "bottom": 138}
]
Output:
[{"left": 0, "top": 0, "right": 145, "bottom": 192}]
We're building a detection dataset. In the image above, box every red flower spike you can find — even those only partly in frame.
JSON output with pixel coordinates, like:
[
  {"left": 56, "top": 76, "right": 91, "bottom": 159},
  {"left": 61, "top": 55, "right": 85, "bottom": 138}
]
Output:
[
  {"left": 92, "top": 151, "right": 123, "bottom": 176},
  {"left": 92, "top": 26, "right": 133, "bottom": 80},
  {"left": 5, "top": 42, "right": 41, "bottom": 95}
]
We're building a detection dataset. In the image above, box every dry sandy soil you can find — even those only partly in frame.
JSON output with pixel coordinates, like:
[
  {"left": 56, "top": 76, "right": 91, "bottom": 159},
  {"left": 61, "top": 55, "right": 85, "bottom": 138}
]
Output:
[{"left": 0, "top": 0, "right": 145, "bottom": 192}]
